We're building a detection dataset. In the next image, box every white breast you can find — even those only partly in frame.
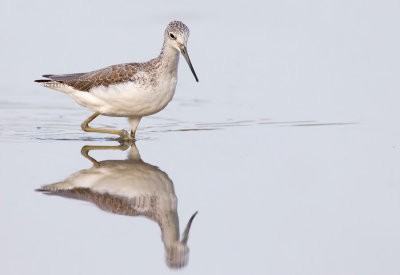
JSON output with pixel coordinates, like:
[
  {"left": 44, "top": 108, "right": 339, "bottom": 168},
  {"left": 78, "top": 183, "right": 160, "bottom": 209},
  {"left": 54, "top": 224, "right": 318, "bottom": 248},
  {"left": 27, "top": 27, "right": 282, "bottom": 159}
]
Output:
[{"left": 67, "top": 74, "right": 177, "bottom": 117}]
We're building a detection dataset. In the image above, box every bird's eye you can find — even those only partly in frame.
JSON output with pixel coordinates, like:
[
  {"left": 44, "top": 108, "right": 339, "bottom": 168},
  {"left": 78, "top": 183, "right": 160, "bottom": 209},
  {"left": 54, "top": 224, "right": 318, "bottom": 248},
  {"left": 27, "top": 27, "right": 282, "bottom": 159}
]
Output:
[{"left": 169, "top": 33, "right": 176, "bottom": 39}]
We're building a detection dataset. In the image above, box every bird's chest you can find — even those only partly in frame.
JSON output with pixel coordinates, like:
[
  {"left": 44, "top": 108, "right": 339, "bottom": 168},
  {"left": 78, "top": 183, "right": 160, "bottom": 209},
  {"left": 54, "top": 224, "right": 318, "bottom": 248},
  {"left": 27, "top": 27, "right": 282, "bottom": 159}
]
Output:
[
  {"left": 127, "top": 72, "right": 177, "bottom": 115},
  {"left": 154, "top": 70, "right": 177, "bottom": 99}
]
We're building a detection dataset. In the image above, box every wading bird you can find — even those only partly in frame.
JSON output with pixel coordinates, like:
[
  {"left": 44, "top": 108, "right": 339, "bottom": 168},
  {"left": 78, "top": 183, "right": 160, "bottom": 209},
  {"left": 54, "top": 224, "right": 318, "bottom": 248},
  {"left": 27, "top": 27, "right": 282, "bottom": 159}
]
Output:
[{"left": 35, "top": 21, "right": 198, "bottom": 140}]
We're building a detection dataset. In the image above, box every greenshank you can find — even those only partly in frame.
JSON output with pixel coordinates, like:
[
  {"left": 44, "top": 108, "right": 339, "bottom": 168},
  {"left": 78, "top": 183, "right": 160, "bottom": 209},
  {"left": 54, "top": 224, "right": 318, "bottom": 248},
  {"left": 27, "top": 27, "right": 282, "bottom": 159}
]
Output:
[{"left": 35, "top": 21, "right": 198, "bottom": 140}]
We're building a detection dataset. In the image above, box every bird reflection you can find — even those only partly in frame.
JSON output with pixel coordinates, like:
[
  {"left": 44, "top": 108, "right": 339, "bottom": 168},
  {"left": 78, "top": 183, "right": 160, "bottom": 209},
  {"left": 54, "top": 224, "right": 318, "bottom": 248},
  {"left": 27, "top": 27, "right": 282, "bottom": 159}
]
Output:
[{"left": 37, "top": 142, "right": 197, "bottom": 269}]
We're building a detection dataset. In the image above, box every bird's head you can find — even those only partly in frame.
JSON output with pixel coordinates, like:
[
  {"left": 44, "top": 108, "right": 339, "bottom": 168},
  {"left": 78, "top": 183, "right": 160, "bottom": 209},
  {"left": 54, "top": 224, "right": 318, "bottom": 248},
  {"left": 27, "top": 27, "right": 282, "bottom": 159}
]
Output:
[{"left": 164, "top": 21, "right": 199, "bottom": 82}]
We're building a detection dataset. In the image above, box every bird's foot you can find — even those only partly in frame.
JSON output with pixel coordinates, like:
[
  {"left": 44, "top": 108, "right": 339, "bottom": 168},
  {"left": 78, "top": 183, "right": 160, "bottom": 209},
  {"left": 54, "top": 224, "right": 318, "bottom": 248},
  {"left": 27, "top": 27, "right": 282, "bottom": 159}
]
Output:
[
  {"left": 119, "top": 129, "right": 135, "bottom": 143},
  {"left": 119, "top": 129, "right": 131, "bottom": 139}
]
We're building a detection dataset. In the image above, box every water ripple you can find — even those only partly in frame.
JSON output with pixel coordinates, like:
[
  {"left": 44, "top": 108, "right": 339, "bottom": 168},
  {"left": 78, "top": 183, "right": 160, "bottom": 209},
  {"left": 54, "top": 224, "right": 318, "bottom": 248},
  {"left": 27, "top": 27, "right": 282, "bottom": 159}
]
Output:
[{"left": 0, "top": 95, "right": 356, "bottom": 142}]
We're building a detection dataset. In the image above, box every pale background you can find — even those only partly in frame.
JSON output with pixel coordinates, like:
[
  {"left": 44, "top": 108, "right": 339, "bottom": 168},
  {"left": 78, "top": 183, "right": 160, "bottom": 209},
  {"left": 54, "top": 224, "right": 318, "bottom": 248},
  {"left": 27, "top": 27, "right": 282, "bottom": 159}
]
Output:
[{"left": 1, "top": 0, "right": 400, "bottom": 274}]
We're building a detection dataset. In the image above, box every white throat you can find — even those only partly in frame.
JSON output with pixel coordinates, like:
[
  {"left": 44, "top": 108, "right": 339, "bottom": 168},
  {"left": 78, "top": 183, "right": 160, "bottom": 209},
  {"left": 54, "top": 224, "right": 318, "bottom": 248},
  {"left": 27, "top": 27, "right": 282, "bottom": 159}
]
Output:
[{"left": 159, "top": 43, "right": 180, "bottom": 77}]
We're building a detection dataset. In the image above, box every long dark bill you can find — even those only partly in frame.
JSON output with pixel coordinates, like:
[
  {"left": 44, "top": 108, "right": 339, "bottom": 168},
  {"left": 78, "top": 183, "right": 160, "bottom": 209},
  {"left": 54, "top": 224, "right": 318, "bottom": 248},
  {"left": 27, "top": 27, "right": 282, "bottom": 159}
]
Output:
[{"left": 181, "top": 46, "right": 199, "bottom": 82}]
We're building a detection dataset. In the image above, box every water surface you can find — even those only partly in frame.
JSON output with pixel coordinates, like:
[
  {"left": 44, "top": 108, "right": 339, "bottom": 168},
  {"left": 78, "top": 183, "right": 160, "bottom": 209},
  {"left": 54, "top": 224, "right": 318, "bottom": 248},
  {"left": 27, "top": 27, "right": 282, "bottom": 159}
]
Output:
[{"left": 1, "top": 0, "right": 400, "bottom": 274}]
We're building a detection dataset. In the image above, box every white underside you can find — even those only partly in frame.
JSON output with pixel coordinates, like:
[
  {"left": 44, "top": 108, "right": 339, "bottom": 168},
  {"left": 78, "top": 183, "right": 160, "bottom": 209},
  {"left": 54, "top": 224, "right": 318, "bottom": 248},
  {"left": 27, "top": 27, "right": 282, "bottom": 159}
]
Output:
[{"left": 49, "top": 76, "right": 177, "bottom": 117}]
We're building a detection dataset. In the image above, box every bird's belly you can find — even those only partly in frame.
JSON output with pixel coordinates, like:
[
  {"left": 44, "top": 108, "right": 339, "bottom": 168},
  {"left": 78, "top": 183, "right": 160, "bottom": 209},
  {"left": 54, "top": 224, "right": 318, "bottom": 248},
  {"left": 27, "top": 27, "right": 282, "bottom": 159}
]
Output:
[{"left": 72, "top": 80, "right": 177, "bottom": 117}]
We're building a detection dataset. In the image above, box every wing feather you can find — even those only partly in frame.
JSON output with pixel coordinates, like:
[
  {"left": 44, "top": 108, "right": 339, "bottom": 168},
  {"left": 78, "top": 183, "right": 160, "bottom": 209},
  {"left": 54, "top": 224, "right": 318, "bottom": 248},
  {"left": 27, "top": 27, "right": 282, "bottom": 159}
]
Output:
[{"left": 35, "top": 63, "right": 140, "bottom": 92}]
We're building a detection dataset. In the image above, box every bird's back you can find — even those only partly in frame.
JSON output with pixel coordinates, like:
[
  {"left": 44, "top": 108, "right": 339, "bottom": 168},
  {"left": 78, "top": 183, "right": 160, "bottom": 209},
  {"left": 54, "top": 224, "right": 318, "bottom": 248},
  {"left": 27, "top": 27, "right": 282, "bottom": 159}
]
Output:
[{"left": 35, "top": 61, "right": 162, "bottom": 92}]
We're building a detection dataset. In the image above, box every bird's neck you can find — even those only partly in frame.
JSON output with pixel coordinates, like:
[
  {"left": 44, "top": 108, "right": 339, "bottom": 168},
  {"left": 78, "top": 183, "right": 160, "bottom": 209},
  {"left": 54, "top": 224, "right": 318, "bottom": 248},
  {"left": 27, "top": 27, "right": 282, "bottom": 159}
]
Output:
[{"left": 158, "top": 42, "right": 180, "bottom": 76}]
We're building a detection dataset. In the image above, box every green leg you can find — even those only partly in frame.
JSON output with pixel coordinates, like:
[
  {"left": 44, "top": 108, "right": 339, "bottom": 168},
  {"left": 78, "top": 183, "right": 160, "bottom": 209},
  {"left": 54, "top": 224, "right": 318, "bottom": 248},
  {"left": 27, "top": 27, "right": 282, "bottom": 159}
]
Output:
[
  {"left": 129, "top": 116, "right": 142, "bottom": 139},
  {"left": 129, "top": 117, "right": 142, "bottom": 139},
  {"left": 81, "top": 112, "right": 131, "bottom": 140}
]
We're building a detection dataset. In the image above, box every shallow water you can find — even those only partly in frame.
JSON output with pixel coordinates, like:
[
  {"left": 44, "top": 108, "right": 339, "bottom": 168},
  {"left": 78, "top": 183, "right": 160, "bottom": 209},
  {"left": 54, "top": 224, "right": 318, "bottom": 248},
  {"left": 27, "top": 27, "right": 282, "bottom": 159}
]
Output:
[{"left": 1, "top": 0, "right": 400, "bottom": 274}]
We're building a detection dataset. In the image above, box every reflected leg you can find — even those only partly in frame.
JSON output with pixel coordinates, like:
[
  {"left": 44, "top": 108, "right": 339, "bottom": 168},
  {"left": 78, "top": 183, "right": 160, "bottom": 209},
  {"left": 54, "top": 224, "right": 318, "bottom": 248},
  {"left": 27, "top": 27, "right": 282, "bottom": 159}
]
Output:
[{"left": 81, "top": 143, "right": 131, "bottom": 167}]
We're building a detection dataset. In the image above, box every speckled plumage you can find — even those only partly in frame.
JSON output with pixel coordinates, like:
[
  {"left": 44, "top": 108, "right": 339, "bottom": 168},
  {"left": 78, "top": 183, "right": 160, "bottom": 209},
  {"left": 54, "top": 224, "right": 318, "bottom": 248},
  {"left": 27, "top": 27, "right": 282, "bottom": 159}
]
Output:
[
  {"left": 35, "top": 21, "right": 198, "bottom": 139},
  {"left": 40, "top": 62, "right": 162, "bottom": 91}
]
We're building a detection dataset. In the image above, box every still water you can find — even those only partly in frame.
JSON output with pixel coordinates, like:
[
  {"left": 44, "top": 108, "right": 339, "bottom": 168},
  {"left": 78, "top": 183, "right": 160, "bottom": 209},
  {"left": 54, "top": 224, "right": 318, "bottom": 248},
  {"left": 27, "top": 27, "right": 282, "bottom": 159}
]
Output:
[{"left": 1, "top": 0, "right": 400, "bottom": 274}]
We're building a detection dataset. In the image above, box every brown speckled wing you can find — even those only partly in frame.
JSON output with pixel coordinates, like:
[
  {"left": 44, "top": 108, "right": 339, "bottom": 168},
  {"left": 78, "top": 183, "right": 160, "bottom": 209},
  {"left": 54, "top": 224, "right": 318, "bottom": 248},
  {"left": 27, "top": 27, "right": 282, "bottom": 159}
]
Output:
[{"left": 44, "top": 63, "right": 139, "bottom": 92}]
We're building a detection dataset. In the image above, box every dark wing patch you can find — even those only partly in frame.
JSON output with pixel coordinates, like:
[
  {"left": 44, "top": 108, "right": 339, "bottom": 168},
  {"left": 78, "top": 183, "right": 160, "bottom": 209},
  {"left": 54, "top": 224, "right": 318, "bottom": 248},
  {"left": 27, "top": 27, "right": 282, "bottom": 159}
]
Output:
[
  {"left": 34, "top": 79, "right": 52, "bottom": 83},
  {"left": 37, "top": 64, "right": 140, "bottom": 92},
  {"left": 42, "top": 72, "right": 86, "bottom": 81}
]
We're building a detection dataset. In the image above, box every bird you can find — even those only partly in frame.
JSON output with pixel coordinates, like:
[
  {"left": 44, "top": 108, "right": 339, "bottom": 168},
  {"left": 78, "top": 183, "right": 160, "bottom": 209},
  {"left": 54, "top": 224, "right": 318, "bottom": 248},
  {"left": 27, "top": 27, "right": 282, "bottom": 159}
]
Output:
[{"left": 35, "top": 21, "right": 198, "bottom": 140}]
